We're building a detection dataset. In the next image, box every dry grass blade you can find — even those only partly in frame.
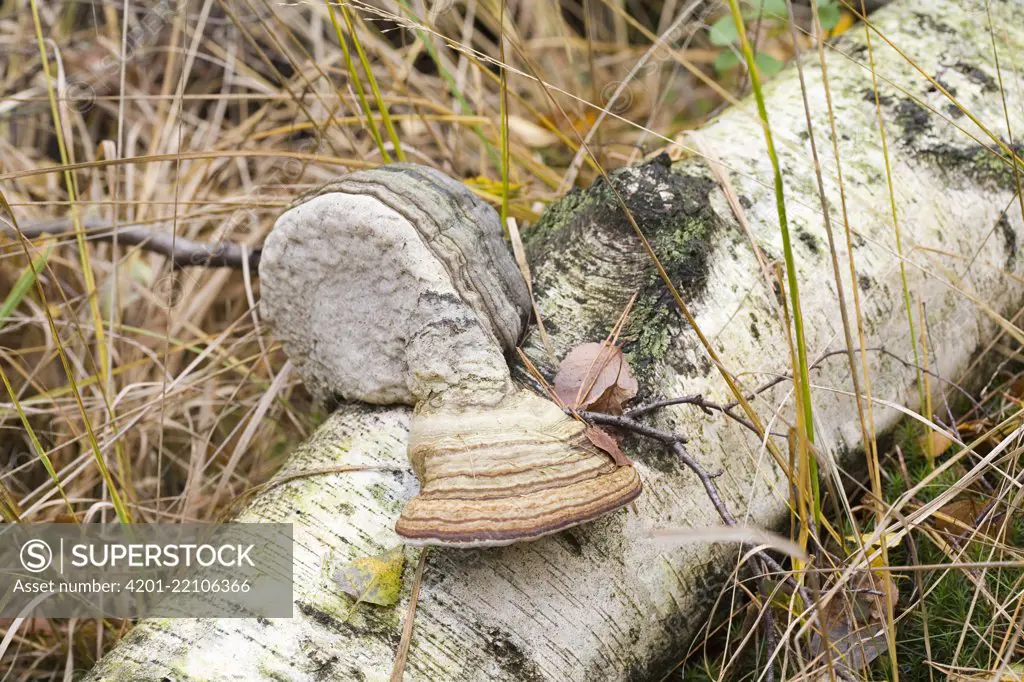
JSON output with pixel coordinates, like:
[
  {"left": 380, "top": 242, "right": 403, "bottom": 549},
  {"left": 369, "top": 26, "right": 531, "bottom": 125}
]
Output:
[
  {"left": 0, "top": 193, "right": 130, "bottom": 524},
  {"left": 0, "top": 363, "right": 75, "bottom": 520},
  {"left": 685, "top": 131, "right": 774, "bottom": 295},
  {"left": 3, "top": 1, "right": 1022, "bottom": 678},
  {"left": 649, "top": 525, "right": 809, "bottom": 561},
  {"left": 205, "top": 361, "right": 292, "bottom": 513},
  {"left": 0, "top": 150, "right": 378, "bottom": 182},
  {"left": 389, "top": 548, "right": 428, "bottom": 682},
  {"left": 554, "top": 341, "right": 637, "bottom": 414},
  {"left": 506, "top": 216, "right": 554, "bottom": 361},
  {"left": 552, "top": 294, "right": 637, "bottom": 412},
  {"left": 849, "top": 3, "right": 1024, "bottom": 171}
]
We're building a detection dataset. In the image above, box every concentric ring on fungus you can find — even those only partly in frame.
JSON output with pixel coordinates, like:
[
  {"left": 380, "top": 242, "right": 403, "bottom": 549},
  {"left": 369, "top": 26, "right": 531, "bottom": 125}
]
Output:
[{"left": 260, "top": 164, "right": 642, "bottom": 547}]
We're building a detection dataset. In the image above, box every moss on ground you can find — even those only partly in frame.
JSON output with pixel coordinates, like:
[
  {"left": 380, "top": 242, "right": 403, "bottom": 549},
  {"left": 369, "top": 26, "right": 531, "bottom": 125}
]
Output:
[
  {"left": 871, "top": 420, "right": 1024, "bottom": 682},
  {"left": 678, "top": 411, "right": 1023, "bottom": 680}
]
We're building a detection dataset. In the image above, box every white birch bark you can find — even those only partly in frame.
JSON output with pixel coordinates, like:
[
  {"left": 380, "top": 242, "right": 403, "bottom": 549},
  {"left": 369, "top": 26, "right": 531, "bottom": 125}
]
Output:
[{"left": 85, "top": 0, "right": 1024, "bottom": 679}]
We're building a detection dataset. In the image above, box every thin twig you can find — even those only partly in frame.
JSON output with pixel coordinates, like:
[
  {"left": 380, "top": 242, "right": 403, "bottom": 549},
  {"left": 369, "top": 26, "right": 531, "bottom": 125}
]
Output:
[
  {"left": 576, "top": 409, "right": 814, "bottom": 612},
  {"left": 390, "top": 547, "right": 429, "bottom": 682},
  {"left": 580, "top": 410, "right": 689, "bottom": 444},
  {"left": 669, "top": 440, "right": 733, "bottom": 523},
  {"left": 222, "top": 464, "right": 411, "bottom": 518},
  {"left": 5, "top": 216, "right": 261, "bottom": 269},
  {"left": 759, "top": 566, "right": 780, "bottom": 682},
  {"left": 252, "top": 464, "right": 410, "bottom": 497},
  {"left": 628, "top": 346, "right": 980, "bottom": 424},
  {"left": 626, "top": 393, "right": 760, "bottom": 433}
]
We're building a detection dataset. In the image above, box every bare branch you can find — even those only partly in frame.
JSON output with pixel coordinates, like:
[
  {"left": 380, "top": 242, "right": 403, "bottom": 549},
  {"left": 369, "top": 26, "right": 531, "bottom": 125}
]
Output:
[
  {"left": 575, "top": 408, "right": 814, "bottom": 615},
  {"left": 3, "top": 217, "right": 261, "bottom": 270}
]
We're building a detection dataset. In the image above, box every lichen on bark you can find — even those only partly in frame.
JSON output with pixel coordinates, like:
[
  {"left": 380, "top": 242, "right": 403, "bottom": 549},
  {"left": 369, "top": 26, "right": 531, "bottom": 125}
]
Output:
[{"left": 524, "top": 154, "right": 723, "bottom": 389}]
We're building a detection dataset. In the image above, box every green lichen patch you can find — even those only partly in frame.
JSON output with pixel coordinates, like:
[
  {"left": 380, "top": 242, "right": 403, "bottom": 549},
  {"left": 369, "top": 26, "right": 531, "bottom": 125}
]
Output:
[
  {"left": 524, "top": 154, "right": 722, "bottom": 389},
  {"left": 366, "top": 481, "right": 406, "bottom": 515},
  {"left": 631, "top": 190, "right": 720, "bottom": 380}
]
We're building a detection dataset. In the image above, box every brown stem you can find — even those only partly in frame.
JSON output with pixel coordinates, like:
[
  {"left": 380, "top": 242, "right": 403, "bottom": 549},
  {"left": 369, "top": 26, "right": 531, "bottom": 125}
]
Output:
[
  {"left": 629, "top": 346, "right": 979, "bottom": 424},
  {"left": 4, "top": 217, "right": 261, "bottom": 270},
  {"left": 626, "top": 393, "right": 760, "bottom": 433},
  {"left": 575, "top": 409, "right": 814, "bottom": 616}
]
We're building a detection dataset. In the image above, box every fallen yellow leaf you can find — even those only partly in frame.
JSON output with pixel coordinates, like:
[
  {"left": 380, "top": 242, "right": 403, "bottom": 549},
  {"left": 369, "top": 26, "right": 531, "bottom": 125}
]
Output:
[
  {"left": 333, "top": 546, "right": 406, "bottom": 607},
  {"left": 919, "top": 430, "right": 954, "bottom": 460}
]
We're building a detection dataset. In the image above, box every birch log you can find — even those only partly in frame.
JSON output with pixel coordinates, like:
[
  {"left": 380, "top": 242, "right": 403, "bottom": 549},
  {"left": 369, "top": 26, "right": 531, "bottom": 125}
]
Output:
[{"left": 85, "top": 0, "right": 1024, "bottom": 679}]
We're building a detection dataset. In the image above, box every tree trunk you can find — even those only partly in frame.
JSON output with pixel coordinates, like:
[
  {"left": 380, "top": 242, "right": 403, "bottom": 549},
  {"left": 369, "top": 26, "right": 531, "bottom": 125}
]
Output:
[{"left": 85, "top": 0, "right": 1024, "bottom": 679}]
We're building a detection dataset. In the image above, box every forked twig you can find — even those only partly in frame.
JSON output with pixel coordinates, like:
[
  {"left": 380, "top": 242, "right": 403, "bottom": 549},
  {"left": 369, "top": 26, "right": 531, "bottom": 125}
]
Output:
[{"left": 576, "top": 408, "right": 815, "bottom": 615}]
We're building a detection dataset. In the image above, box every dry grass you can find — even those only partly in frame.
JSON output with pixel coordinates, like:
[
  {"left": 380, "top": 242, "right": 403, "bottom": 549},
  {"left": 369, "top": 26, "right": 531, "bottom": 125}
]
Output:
[
  {"left": 0, "top": 0, "right": 1022, "bottom": 680},
  {"left": 0, "top": 0, "right": 745, "bottom": 675}
]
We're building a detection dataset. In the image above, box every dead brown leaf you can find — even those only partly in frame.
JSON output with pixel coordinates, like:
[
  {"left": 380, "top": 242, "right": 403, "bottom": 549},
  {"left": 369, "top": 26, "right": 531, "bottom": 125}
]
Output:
[
  {"left": 933, "top": 497, "right": 1002, "bottom": 541},
  {"left": 1009, "top": 376, "right": 1024, "bottom": 400},
  {"left": 584, "top": 426, "right": 633, "bottom": 467},
  {"left": 809, "top": 569, "right": 897, "bottom": 677},
  {"left": 919, "top": 430, "right": 954, "bottom": 459},
  {"left": 554, "top": 342, "right": 638, "bottom": 414}
]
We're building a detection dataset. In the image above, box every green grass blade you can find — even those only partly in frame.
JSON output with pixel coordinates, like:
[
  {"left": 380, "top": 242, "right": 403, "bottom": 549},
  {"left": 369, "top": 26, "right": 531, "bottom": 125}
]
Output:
[
  {"left": 27, "top": 0, "right": 131, "bottom": 524},
  {"left": 339, "top": 4, "right": 406, "bottom": 162},
  {"left": 325, "top": 0, "right": 392, "bottom": 162},
  {"left": 0, "top": 195, "right": 131, "bottom": 525},
  {"left": 0, "top": 243, "right": 53, "bottom": 333},
  {"left": 0, "top": 483, "right": 19, "bottom": 521},
  {"left": 726, "top": 0, "right": 820, "bottom": 520},
  {"left": 499, "top": 0, "right": 510, "bottom": 233},
  {"left": 0, "top": 364, "right": 77, "bottom": 520},
  {"left": 395, "top": 0, "right": 500, "bottom": 170}
]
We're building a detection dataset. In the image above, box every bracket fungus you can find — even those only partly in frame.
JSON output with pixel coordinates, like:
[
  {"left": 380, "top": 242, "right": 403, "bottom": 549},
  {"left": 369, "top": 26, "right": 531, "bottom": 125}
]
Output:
[{"left": 259, "top": 164, "right": 642, "bottom": 546}]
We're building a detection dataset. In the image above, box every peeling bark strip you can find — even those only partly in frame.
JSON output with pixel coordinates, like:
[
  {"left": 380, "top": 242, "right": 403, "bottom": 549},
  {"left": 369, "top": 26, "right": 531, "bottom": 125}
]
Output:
[{"left": 86, "top": 1, "right": 1024, "bottom": 679}]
